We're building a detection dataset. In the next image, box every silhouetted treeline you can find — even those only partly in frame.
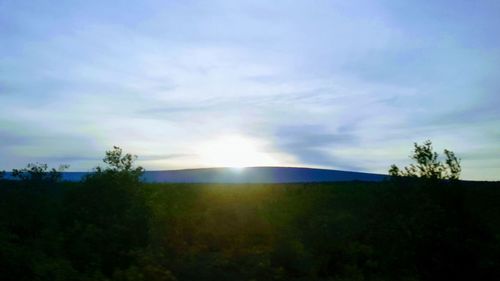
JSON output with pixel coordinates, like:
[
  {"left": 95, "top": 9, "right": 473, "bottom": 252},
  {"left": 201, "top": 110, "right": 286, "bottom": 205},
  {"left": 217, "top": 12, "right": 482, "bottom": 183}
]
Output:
[{"left": 1, "top": 176, "right": 499, "bottom": 280}]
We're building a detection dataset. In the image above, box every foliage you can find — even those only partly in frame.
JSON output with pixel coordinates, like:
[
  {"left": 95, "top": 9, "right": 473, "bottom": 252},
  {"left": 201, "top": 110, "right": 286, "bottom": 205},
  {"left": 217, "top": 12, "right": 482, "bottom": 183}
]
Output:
[
  {"left": 389, "top": 140, "right": 461, "bottom": 180},
  {"left": 2, "top": 180, "right": 499, "bottom": 281},
  {"left": 0, "top": 170, "right": 4, "bottom": 180},
  {"left": 11, "top": 163, "right": 69, "bottom": 183},
  {"left": 89, "top": 146, "right": 144, "bottom": 183},
  {"left": 63, "top": 146, "right": 150, "bottom": 278},
  {"left": 3, "top": 148, "right": 500, "bottom": 281}
]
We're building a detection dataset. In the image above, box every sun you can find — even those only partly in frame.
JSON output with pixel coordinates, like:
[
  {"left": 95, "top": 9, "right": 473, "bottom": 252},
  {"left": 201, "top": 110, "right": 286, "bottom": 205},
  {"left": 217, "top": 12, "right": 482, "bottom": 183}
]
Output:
[{"left": 196, "top": 135, "right": 278, "bottom": 168}]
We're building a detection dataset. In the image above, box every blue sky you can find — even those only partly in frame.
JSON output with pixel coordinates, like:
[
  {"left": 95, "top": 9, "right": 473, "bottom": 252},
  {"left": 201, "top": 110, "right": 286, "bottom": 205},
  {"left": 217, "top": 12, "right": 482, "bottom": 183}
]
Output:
[{"left": 1, "top": 0, "right": 499, "bottom": 180}]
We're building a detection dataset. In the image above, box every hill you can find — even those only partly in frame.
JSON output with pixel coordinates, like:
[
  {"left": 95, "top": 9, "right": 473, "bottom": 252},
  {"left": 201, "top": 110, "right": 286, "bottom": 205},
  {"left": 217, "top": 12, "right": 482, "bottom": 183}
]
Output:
[{"left": 55, "top": 166, "right": 387, "bottom": 183}]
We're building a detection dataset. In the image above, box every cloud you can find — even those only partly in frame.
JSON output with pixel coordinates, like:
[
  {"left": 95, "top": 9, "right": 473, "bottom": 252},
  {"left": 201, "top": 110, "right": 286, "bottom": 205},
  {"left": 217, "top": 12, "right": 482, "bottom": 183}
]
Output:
[
  {"left": 0, "top": 0, "right": 499, "bottom": 179},
  {"left": 270, "top": 125, "right": 365, "bottom": 171},
  {"left": 139, "top": 153, "right": 194, "bottom": 161}
]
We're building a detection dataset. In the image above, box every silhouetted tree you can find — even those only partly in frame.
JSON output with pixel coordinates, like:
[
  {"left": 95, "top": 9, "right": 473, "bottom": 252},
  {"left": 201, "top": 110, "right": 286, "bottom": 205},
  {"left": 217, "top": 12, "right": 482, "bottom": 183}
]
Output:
[
  {"left": 11, "top": 163, "right": 69, "bottom": 183},
  {"left": 389, "top": 140, "right": 461, "bottom": 180},
  {"left": 63, "top": 146, "right": 149, "bottom": 277},
  {"left": 0, "top": 170, "right": 4, "bottom": 180},
  {"left": 87, "top": 146, "right": 144, "bottom": 184}
]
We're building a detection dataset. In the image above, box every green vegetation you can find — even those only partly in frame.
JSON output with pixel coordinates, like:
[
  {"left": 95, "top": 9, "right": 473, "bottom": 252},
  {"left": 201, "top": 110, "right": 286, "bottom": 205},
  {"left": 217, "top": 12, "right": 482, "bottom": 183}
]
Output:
[
  {"left": 389, "top": 140, "right": 461, "bottom": 180},
  {"left": 12, "top": 163, "right": 70, "bottom": 183},
  {"left": 1, "top": 146, "right": 499, "bottom": 281}
]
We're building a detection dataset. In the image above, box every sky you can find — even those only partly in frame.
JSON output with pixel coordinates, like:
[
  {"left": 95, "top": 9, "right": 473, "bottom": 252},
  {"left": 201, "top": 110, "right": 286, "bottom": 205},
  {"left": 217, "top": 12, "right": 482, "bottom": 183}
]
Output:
[{"left": 1, "top": 0, "right": 499, "bottom": 180}]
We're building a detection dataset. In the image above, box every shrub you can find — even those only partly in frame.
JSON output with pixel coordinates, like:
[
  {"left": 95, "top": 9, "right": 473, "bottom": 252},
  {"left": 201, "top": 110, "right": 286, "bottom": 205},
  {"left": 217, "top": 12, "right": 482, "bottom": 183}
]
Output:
[
  {"left": 11, "top": 163, "right": 69, "bottom": 183},
  {"left": 389, "top": 140, "right": 461, "bottom": 180}
]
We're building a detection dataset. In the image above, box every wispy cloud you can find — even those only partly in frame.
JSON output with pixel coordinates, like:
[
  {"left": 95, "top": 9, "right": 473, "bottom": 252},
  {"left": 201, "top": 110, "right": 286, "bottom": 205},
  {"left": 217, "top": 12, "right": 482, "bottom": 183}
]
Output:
[{"left": 1, "top": 0, "right": 499, "bottom": 180}]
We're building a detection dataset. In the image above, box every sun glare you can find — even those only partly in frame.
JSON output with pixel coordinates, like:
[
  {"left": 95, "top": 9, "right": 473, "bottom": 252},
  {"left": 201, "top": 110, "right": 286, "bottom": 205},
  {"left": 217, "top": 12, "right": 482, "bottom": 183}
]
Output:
[{"left": 196, "top": 135, "right": 278, "bottom": 168}]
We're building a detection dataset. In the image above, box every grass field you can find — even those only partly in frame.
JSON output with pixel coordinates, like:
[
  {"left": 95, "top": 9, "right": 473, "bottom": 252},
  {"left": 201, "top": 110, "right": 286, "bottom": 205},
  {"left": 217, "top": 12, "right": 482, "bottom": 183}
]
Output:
[{"left": 1, "top": 179, "right": 500, "bottom": 281}]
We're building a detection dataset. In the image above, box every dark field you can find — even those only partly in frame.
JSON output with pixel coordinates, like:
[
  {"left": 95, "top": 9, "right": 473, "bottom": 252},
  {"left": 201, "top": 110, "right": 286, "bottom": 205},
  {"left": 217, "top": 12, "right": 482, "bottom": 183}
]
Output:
[{"left": 1, "top": 179, "right": 499, "bottom": 281}]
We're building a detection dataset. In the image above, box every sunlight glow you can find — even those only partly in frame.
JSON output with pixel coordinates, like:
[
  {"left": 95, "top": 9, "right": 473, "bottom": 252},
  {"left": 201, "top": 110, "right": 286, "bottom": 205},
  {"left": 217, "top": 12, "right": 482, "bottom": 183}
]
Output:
[{"left": 196, "top": 135, "right": 278, "bottom": 168}]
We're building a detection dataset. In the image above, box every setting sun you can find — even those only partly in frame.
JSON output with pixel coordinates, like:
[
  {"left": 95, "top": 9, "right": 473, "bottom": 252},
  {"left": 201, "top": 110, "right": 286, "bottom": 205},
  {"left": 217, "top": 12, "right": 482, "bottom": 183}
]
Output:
[{"left": 196, "top": 135, "right": 278, "bottom": 168}]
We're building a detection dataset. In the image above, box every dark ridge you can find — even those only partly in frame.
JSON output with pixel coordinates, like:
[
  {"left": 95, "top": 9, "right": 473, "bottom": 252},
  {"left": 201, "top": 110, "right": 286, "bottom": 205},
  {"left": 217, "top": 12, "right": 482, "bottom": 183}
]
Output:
[
  {"left": 142, "top": 167, "right": 388, "bottom": 183},
  {"left": 2, "top": 167, "right": 387, "bottom": 183},
  {"left": 1, "top": 166, "right": 387, "bottom": 183}
]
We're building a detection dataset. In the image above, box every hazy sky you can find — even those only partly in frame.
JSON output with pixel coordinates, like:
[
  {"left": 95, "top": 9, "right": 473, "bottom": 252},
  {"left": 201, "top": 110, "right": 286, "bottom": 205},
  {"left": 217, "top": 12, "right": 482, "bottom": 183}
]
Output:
[{"left": 1, "top": 0, "right": 499, "bottom": 180}]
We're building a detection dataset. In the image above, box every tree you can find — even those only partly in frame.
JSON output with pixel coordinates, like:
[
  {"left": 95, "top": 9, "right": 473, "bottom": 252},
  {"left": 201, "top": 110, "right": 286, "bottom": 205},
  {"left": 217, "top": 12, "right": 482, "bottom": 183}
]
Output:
[
  {"left": 64, "top": 146, "right": 149, "bottom": 276},
  {"left": 0, "top": 170, "right": 5, "bottom": 180},
  {"left": 88, "top": 146, "right": 144, "bottom": 183},
  {"left": 389, "top": 140, "right": 461, "bottom": 180},
  {"left": 11, "top": 163, "right": 69, "bottom": 183}
]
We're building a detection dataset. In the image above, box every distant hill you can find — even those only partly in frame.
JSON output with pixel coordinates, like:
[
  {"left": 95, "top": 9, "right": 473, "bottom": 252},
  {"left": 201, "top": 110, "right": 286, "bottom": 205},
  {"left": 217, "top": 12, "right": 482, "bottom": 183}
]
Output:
[
  {"left": 55, "top": 167, "right": 387, "bottom": 183},
  {"left": 142, "top": 167, "right": 387, "bottom": 183},
  {"left": 3, "top": 167, "right": 387, "bottom": 183}
]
